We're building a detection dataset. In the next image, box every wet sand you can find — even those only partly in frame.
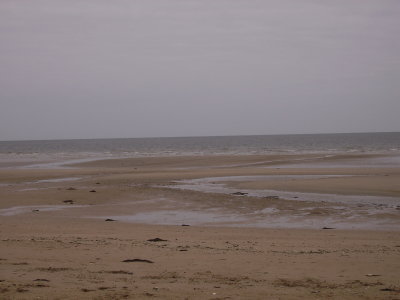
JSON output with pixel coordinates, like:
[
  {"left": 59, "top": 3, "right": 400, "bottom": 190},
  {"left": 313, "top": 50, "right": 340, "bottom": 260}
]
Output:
[{"left": 0, "top": 153, "right": 399, "bottom": 299}]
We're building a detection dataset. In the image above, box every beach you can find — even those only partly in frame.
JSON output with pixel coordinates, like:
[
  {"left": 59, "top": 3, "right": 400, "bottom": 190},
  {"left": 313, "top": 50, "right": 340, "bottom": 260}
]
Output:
[
  {"left": 0, "top": 153, "right": 399, "bottom": 299},
  {"left": 2, "top": 0, "right": 400, "bottom": 296}
]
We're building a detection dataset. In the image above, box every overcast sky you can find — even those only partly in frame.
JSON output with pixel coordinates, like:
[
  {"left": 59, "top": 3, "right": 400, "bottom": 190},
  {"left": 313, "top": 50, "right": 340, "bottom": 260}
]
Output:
[{"left": 1, "top": 0, "right": 399, "bottom": 140}]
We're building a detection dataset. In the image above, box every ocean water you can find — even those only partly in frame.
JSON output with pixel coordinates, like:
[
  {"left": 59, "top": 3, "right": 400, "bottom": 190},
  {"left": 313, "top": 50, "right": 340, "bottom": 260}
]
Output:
[{"left": 1, "top": 132, "right": 399, "bottom": 159}]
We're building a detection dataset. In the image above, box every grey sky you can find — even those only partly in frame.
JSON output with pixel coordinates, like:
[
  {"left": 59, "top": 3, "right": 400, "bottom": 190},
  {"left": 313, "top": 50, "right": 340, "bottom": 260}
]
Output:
[{"left": 1, "top": 0, "right": 399, "bottom": 140}]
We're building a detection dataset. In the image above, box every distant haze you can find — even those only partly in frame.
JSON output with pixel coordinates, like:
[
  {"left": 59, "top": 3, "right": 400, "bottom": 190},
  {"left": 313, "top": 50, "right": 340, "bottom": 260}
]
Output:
[{"left": 1, "top": 0, "right": 399, "bottom": 141}]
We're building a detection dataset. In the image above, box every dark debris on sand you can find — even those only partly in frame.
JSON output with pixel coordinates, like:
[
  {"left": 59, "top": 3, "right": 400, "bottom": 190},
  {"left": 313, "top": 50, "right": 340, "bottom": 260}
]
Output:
[
  {"left": 232, "top": 192, "right": 248, "bottom": 196},
  {"left": 122, "top": 259, "right": 154, "bottom": 264},
  {"left": 147, "top": 238, "right": 168, "bottom": 242}
]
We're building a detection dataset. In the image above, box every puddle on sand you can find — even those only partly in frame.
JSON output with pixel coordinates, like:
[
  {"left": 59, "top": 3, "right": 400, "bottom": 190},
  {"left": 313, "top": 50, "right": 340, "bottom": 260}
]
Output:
[
  {"left": 14, "top": 157, "right": 109, "bottom": 169},
  {"left": 102, "top": 209, "right": 248, "bottom": 226},
  {"left": 168, "top": 175, "right": 400, "bottom": 207},
  {"left": 34, "top": 177, "right": 83, "bottom": 183},
  {"left": 0, "top": 205, "right": 88, "bottom": 216},
  {"left": 99, "top": 207, "right": 400, "bottom": 230},
  {"left": 17, "top": 187, "right": 53, "bottom": 192},
  {"left": 270, "top": 154, "right": 400, "bottom": 168},
  {"left": 1, "top": 177, "right": 84, "bottom": 190},
  {"left": 129, "top": 175, "right": 400, "bottom": 230}
]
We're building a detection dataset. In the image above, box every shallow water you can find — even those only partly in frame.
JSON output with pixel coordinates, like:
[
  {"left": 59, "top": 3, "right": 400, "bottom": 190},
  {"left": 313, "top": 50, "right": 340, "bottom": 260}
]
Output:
[
  {"left": 0, "top": 205, "right": 88, "bottom": 216},
  {"left": 97, "top": 175, "right": 397, "bottom": 230},
  {"left": 168, "top": 175, "right": 400, "bottom": 207},
  {"left": 274, "top": 154, "right": 400, "bottom": 168},
  {"left": 16, "top": 158, "right": 109, "bottom": 169},
  {"left": 102, "top": 209, "right": 248, "bottom": 226},
  {"left": 99, "top": 206, "right": 400, "bottom": 230},
  {"left": 35, "top": 177, "right": 83, "bottom": 183}
]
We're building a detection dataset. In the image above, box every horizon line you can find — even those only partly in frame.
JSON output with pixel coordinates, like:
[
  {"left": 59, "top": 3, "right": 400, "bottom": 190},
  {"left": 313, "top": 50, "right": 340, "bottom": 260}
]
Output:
[{"left": 1, "top": 131, "right": 399, "bottom": 143}]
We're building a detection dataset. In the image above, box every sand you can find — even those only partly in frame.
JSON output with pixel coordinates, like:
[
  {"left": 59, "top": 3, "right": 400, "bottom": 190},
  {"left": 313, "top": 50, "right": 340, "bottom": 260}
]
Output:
[{"left": 0, "top": 154, "right": 399, "bottom": 299}]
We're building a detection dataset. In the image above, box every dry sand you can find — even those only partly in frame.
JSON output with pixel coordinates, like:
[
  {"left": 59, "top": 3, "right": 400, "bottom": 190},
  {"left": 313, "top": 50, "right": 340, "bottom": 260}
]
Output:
[{"left": 0, "top": 154, "right": 399, "bottom": 299}]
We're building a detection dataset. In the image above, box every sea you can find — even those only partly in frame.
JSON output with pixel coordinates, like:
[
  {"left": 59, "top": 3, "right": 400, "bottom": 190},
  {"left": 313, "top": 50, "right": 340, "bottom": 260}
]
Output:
[{"left": 1, "top": 132, "right": 399, "bottom": 162}]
